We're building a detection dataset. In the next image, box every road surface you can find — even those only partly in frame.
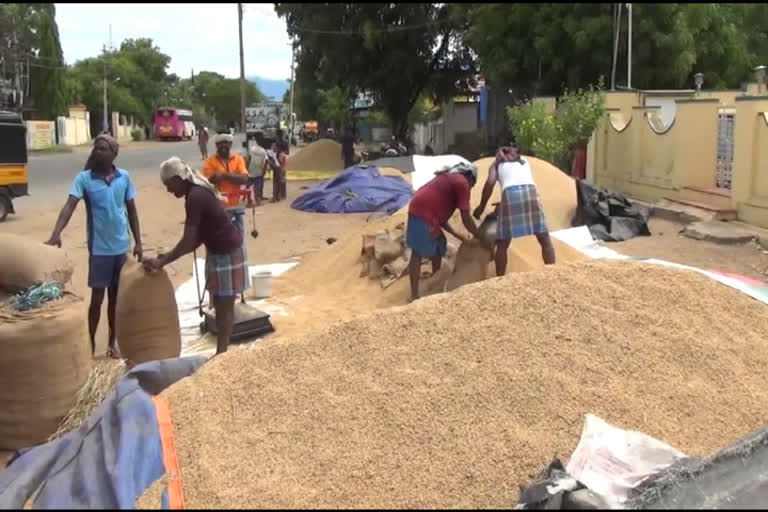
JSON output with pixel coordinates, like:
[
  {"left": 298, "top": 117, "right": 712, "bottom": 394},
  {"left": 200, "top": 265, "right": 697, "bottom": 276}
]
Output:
[{"left": 18, "top": 135, "right": 247, "bottom": 210}]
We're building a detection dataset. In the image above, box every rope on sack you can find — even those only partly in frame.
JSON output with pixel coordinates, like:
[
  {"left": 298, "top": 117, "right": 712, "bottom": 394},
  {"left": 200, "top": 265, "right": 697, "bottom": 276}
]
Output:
[{"left": 11, "top": 282, "right": 63, "bottom": 311}]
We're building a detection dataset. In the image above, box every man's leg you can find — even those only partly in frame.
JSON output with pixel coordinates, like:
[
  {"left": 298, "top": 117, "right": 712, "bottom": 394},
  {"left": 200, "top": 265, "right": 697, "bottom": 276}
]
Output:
[
  {"left": 257, "top": 176, "right": 266, "bottom": 200},
  {"left": 536, "top": 232, "right": 556, "bottom": 265},
  {"left": 495, "top": 238, "right": 512, "bottom": 277},
  {"left": 431, "top": 255, "right": 442, "bottom": 275},
  {"left": 271, "top": 170, "right": 279, "bottom": 203},
  {"left": 408, "top": 252, "right": 422, "bottom": 302},
  {"left": 106, "top": 285, "right": 120, "bottom": 357},
  {"left": 212, "top": 294, "right": 236, "bottom": 355},
  {"left": 88, "top": 288, "right": 106, "bottom": 356},
  {"left": 108, "top": 254, "right": 127, "bottom": 357}
]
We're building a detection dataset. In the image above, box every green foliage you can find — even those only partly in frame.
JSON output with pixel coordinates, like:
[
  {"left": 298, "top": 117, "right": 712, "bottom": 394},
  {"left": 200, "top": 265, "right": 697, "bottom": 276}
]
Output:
[
  {"left": 68, "top": 38, "right": 171, "bottom": 125},
  {"left": 555, "top": 76, "right": 606, "bottom": 148},
  {"left": 463, "top": 3, "right": 762, "bottom": 94},
  {"left": 318, "top": 86, "right": 353, "bottom": 127},
  {"left": 30, "top": 6, "right": 68, "bottom": 119},
  {"left": 275, "top": 3, "right": 474, "bottom": 139},
  {"left": 367, "top": 96, "right": 438, "bottom": 128},
  {"left": 165, "top": 71, "right": 263, "bottom": 128},
  {"left": 507, "top": 78, "right": 606, "bottom": 165},
  {"left": 130, "top": 128, "right": 145, "bottom": 141},
  {"left": 507, "top": 102, "right": 566, "bottom": 165}
]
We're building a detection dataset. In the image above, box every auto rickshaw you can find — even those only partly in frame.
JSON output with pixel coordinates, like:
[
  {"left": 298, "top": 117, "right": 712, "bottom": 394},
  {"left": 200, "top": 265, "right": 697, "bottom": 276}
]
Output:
[{"left": 0, "top": 110, "right": 28, "bottom": 222}]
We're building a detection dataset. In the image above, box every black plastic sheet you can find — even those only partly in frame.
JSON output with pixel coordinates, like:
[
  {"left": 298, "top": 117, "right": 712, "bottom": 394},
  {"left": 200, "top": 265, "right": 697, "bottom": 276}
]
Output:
[
  {"left": 626, "top": 426, "right": 768, "bottom": 509},
  {"left": 517, "top": 458, "right": 613, "bottom": 510},
  {"left": 572, "top": 179, "right": 651, "bottom": 242}
]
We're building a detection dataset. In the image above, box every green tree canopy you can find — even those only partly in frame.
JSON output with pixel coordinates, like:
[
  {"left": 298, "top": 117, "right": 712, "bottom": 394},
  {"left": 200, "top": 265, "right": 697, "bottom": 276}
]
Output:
[
  {"left": 275, "top": 2, "right": 474, "bottom": 139},
  {"left": 463, "top": 3, "right": 758, "bottom": 96},
  {"left": 68, "top": 38, "right": 171, "bottom": 124},
  {"left": 30, "top": 5, "right": 68, "bottom": 119}
]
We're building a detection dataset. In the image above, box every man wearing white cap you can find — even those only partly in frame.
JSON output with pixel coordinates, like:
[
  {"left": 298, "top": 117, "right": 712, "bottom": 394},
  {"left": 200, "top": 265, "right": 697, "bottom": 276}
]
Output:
[{"left": 144, "top": 157, "right": 245, "bottom": 356}]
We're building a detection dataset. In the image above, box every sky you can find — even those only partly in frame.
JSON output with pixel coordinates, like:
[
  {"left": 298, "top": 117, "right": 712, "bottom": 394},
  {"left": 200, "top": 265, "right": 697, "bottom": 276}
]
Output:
[{"left": 54, "top": 3, "right": 293, "bottom": 81}]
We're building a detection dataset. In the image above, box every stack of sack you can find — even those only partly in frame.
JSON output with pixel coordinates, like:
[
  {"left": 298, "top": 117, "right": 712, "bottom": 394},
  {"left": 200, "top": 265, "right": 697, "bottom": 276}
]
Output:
[
  {"left": 0, "top": 234, "right": 91, "bottom": 451},
  {"left": 359, "top": 223, "right": 458, "bottom": 291}
]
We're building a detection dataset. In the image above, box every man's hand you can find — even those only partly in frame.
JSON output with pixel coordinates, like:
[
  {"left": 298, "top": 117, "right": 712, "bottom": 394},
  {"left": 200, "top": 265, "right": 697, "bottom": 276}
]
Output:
[
  {"left": 133, "top": 243, "right": 144, "bottom": 262},
  {"left": 45, "top": 235, "right": 62, "bottom": 248},
  {"left": 473, "top": 205, "right": 485, "bottom": 221},
  {"left": 142, "top": 257, "right": 164, "bottom": 273}
]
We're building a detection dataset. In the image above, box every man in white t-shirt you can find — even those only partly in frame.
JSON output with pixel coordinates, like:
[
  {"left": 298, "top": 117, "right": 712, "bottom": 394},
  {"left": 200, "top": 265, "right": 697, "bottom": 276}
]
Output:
[
  {"left": 473, "top": 143, "right": 555, "bottom": 275},
  {"left": 243, "top": 140, "right": 268, "bottom": 206}
]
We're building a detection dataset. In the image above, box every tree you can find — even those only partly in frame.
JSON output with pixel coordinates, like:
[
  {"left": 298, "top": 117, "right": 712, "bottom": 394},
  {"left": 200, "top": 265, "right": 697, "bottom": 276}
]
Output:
[
  {"left": 67, "top": 38, "right": 172, "bottom": 125},
  {"left": 180, "top": 71, "right": 263, "bottom": 129},
  {"left": 0, "top": 3, "right": 67, "bottom": 115},
  {"left": 30, "top": 5, "right": 68, "bottom": 119},
  {"left": 463, "top": 3, "right": 757, "bottom": 95},
  {"left": 317, "top": 86, "right": 352, "bottom": 128},
  {"left": 275, "top": 3, "right": 474, "bottom": 140}
]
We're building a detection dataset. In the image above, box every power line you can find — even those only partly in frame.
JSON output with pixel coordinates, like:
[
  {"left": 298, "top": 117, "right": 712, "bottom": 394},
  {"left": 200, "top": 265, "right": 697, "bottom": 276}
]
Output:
[{"left": 290, "top": 21, "right": 447, "bottom": 36}]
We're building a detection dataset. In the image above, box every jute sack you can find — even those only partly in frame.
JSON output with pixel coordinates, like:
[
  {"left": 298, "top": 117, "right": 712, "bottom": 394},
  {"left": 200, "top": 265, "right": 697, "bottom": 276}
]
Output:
[
  {"left": 116, "top": 259, "right": 181, "bottom": 368},
  {"left": 0, "top": 293, "right": 91, "bottom": 450},
  {"left": 446, "top": 239, "right": 493, "bottom": 292},
  {"left": 0, "top": 233, "right": 74, "bottom": 292}
]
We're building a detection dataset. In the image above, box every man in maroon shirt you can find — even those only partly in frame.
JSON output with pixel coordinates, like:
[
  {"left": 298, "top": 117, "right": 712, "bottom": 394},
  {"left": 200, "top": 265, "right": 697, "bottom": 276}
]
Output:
[
  {"left": 406, "top": 162, "right": 483, "bottom": 302},
  {"left": 143, "top": 156, "right": 246, "bottom": 356}
]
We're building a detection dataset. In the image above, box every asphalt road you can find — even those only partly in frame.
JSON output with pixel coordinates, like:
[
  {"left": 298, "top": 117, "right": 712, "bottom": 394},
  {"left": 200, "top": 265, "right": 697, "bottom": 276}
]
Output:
[{"left": 18, "top": 134, "right": 248, "bottom": 210}]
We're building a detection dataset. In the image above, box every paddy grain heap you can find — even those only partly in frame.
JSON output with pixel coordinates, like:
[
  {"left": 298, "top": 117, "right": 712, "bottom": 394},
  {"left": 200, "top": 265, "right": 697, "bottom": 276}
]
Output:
[
  {"left": 275, "top": 155, "right": 584, "bottom": 312},
  {"left": 287, "top": 139, "right": 344, "bottom": 173},
  {"left": 153, "top": 260, "right": 768, "bottom": 509}
]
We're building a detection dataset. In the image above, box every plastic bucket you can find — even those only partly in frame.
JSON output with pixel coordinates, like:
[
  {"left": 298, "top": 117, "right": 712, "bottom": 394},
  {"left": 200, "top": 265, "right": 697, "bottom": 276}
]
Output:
[{"left": 251, "top": 271, "right": 273, "bottom": 299}]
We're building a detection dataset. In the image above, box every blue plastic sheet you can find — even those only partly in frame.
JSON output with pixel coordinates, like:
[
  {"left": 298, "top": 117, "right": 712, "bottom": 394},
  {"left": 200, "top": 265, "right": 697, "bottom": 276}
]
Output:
[
  {"left": 0, "top": 356, "right": 207, "bottom": 509},
  {"left": 291, "top": 165, "right": 413, "bottom": 214}
]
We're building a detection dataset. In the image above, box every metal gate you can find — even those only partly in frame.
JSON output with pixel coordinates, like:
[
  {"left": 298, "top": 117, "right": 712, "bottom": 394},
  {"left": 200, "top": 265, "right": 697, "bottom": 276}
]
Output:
[{"left": 716, "top": 110, "right": 735, "bottom": 189}]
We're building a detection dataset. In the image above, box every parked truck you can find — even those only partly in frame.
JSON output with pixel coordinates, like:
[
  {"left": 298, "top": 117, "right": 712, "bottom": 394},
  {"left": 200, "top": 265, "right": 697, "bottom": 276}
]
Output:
[{"left": 245, "top": 102, "right": 286, "bottom": 147}]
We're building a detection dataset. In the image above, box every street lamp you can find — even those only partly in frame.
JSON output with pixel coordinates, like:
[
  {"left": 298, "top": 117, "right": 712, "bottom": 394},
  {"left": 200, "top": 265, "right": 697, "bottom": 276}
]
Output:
[
  {"left": 694, "top": 73, "right": 704, "bottom": 94},
  {"left": 754, "top": 65, "right": 767, "bottom": 94}
]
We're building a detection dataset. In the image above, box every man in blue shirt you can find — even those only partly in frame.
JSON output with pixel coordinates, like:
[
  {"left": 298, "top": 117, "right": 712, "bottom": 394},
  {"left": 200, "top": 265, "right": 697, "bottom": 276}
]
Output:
[{"left": 45, "top": 134, "right": 143, "bottom": 358}]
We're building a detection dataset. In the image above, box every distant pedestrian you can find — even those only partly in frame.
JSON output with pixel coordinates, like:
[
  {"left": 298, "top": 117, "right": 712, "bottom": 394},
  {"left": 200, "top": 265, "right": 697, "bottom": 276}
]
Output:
[
  {"left": 197, "top": 126, "right": 209, "bottom": 160},
  {"left": 278, "top": 140, "right": 288, "bottom": 200},
  {"left": 342, "top": 127, "right": 355, "bottom": 169},
  {"left": 244, "top": 140, "right": 267, "bottom": 206},
  {"left": 265, "top": 141, "right": 287, "bottom": 202}
]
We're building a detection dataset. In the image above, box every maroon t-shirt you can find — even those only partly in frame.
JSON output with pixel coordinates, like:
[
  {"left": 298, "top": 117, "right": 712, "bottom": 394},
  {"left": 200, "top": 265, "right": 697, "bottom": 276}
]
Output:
[
  {"left": 185, "top": 185, "right": 242, "bottom": 254},
  {"left": 408, "top": 172, "right": 471, "bottom": 237}
]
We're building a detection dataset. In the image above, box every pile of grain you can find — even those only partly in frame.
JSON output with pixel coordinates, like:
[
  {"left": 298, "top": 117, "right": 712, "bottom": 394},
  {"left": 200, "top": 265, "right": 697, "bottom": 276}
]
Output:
[
  {"left": 155, "top": 260, "right": 768, "bottom": 508},
  {"left": 275, "top": 155, "right": 583, "bottom": 312},
  {"left": 287, "top": 139, "right": 344, "bottom": 173}
]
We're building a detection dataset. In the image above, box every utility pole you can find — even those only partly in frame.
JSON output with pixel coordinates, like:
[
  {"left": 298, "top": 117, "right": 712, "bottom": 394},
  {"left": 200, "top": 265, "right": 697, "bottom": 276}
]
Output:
[
  {"left": 288, "top": 39, "right": 296, "bottom": 141},
  {"left": 627, "top": 3, "right": 633, "bottom": 89},
  {"left": 238, "top": 3, "right": 246, "bottom": 135},
  {"left": 102, "top": 44, "right": 108, "bottom": 133},
  {"left": 102, "top": 25, "right": 114, "bottom": 134},
  {"left": 610, "top": 3, "right": 622, "bottom": 91}
]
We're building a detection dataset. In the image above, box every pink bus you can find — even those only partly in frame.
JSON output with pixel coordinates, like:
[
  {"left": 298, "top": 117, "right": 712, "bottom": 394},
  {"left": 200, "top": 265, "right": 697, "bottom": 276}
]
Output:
[{"left": 153, "top": 107, "right": 196, "bottom": 141}]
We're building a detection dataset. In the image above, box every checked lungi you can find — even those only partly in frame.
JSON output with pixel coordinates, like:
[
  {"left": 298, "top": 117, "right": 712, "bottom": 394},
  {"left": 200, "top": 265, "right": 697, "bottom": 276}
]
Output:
[
  {"left": 205, "top": 244, "right": 248, "bottom": 298},
  {"left": 497, "top": 184, "right": 549, "bottom": 240}
]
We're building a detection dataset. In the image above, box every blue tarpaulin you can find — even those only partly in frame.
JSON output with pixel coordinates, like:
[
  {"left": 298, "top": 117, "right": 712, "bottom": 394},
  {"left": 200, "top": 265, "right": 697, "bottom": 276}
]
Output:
[
  {"left": 291, "top": 165, "right": 413, "bottom": 214},
  {"left": 0, "top": 356, "right": 207, "bottom": 509}
]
